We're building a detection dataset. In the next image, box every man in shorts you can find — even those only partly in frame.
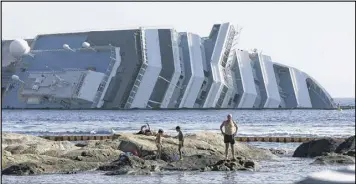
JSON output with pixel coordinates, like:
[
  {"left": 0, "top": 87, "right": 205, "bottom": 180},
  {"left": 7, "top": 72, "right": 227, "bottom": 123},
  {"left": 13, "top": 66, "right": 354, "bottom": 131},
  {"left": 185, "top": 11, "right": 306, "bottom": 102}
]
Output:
[{"left": 220, "top": 114, "right": 238, "bottom": 160}]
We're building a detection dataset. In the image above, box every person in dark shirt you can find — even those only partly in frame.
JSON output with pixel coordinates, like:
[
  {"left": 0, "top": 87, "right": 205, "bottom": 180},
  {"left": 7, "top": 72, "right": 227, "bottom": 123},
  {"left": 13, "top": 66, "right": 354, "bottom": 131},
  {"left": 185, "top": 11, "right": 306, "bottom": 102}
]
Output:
[{"left": 175, "top": 126, "right": 184, "bottom": 160}]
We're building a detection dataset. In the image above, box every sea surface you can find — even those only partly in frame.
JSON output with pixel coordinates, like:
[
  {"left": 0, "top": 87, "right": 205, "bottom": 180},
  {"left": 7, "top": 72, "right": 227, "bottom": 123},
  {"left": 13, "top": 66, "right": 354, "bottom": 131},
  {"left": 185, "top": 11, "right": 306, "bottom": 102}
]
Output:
[{"left": 2, "top": 108, "right": 355, "bottom": 184}]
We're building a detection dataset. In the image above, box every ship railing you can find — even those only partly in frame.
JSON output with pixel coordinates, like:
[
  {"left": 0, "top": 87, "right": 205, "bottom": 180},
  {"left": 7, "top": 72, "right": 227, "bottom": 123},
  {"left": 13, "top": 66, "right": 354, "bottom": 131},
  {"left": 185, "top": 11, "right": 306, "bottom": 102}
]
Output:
[
  {"left": 174, "top": 79, "right": 187, "bottom": 108},
  {"left": 215, "top": 86, "right": 228, "bottom": 108},
  {"left": 124, "top": 63, "right": 148, "bottom": 109},
  {"left": 90, "top": 46, "right": 117, "bottom": 108},
  {"left": 74, "top": 73, "right": 87, "bottom": 97},
  {"left": 123, "top": 29, "right": 149, "bottom": 109},
  {"left": 224, "top": 73, "right": 234, "bottom": 88}
]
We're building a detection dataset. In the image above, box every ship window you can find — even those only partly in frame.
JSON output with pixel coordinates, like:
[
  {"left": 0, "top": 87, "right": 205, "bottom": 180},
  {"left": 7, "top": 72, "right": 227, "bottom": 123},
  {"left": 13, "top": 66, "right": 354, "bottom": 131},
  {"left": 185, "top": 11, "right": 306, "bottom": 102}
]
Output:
[
  {"left": 200, "top": 91, "right": 206, "bottom": 99},
  {"left": 129, "top": 91, "right": 135, "bottom": 97},
  {"left": 127, "top": 98, "right": 133, "bottom": 103},
  {"left": 137, "top": 74, "right": 143, "bottom": 81},
  {"left": 134, "top": 80, "right": 140, "bottom": 86},
  {"left": 204, "top": 71, "right": 210, "bottom": 77},
  {"left": 228, "top": 98, "right": 232, "bottom": 105},
  {"left": 233, "top": 94, "right": 239, "bottom": 103},
  {"left": 139, "top": 68, "right": 145, "bottom": 75},
  {"left": 132, "top": 86, "right": 138, "bottom": 92}
]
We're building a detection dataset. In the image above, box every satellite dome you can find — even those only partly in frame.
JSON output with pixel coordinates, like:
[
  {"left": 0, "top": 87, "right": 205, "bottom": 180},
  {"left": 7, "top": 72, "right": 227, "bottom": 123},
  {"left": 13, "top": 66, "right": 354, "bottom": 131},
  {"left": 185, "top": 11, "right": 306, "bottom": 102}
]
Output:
[
  {"left": 11, "top": 75, "right": 20, "bottom": 81},
  {"left": 249, "top": 52, "right": 258, "bottom": 60},
  {"left": 82, "top": 42, "right": 90, "bottom": 48},
  {"left": 9, "top": 39, "right": 30, "bottom": 58},
  {"left": 63, "top": 44, "right": 70, "bottom": 49},
  {"left": 248, "top": 48, "right": 258, "bottom": 60},
  {"left": 63, "top": 44, "right": 75, "bottom": 52}
]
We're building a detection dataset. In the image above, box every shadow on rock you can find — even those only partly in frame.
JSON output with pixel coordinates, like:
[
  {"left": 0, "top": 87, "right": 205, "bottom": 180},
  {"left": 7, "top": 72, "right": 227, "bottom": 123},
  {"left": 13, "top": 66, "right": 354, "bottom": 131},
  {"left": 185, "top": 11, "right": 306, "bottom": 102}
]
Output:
[
  {"left": 2, "top": 163, "right": 45, "bottom": 175},
  {"left": 311, "top": 154, "right": 355, "bottom": 165}
]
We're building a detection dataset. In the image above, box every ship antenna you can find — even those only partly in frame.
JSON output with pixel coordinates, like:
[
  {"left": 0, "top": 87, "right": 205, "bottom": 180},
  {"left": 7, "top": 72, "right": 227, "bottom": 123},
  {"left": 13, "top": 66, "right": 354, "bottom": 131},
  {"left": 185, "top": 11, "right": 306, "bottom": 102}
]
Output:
[{"left": 235, "top": 26, "right": 243, "bottom": 44}]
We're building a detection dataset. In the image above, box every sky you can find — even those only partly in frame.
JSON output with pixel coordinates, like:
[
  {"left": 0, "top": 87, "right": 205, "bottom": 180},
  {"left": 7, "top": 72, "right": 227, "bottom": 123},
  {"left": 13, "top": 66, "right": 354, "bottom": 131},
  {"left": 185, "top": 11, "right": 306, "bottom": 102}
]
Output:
[{"left": 2, "top": 2, "right": 355, "bottom": 98}]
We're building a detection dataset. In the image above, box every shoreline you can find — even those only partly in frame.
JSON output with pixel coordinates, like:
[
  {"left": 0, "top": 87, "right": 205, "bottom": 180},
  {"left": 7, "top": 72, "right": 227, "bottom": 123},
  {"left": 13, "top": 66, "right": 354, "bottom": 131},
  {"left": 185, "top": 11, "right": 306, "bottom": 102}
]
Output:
[{"left": 1, "top": 132, "right": 281, "bottom": 175}]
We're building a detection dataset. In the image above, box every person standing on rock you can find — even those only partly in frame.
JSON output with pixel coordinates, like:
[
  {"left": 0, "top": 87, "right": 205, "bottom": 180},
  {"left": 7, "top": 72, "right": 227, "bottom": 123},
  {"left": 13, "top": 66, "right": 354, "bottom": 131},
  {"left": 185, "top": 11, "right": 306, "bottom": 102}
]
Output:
[
  {"left": 220, "top": 114, "right": 238, "bottom": 160},
  {"left": 176, "top": 126, "right": 184, "bottom": 160},
  {"left": 155, "top": 129, "right": 164, "bottom": 159}
]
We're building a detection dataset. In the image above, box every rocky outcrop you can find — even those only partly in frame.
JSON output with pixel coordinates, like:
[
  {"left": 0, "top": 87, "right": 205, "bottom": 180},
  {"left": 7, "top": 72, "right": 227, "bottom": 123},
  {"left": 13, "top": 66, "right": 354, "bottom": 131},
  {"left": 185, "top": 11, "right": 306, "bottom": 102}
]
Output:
[
  {"left": 2, "top": 132, "right": 275, "bottom": 175},
  {"left": 293, "top": 138, "right": 343, "bottom": 158},
  {"left": 98, "top": 154, "right": 259, "bottom": 175},
  {"left": 269, "top": 148, "right": 287, "bottom": 155},
  {"left": 2, "top": 154, "right": 101, "bottom": 175},
  {"left": 113, "top": 132, "right": 276, "bottom": 161},
  {"left": 335, "top": 135, "right": 355, "bottom": 155},
  {"left": 293, "top": 136, "right": 356, "bottom": 159},
  {"left": 311, "top": 154, "right": 355, "bottom": 165}
]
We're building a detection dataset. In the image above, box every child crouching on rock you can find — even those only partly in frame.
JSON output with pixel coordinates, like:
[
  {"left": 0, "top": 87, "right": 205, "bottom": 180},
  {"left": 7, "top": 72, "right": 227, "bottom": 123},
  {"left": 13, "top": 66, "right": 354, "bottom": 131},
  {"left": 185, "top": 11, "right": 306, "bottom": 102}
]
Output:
[{"left": 155, "top": 129, "right": 164, "bottom": 159}]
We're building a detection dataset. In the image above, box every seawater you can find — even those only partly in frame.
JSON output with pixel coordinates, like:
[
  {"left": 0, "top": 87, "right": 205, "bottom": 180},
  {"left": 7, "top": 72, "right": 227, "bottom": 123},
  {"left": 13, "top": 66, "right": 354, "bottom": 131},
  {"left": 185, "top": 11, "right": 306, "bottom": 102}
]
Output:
[
  {"left": 2, "top": 109, "right": 355, "bottom": 137},
  {"left": 1, "top": 109, "right": 355, "bottom": 184}
]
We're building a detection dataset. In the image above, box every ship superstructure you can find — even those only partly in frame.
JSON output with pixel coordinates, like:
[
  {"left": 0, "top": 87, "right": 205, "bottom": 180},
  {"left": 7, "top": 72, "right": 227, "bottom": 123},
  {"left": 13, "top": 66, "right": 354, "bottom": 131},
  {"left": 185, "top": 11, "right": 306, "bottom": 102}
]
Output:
[{"left": 1, "top": 22, "right": 336, "bottom": 109}]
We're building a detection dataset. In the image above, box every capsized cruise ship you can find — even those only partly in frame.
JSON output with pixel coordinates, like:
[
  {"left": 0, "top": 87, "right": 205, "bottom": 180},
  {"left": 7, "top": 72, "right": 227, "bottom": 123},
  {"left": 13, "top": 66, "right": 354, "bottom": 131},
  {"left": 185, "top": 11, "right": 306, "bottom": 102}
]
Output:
[{"left": 1, "top": 23, "right": 336, "bottom": 109}]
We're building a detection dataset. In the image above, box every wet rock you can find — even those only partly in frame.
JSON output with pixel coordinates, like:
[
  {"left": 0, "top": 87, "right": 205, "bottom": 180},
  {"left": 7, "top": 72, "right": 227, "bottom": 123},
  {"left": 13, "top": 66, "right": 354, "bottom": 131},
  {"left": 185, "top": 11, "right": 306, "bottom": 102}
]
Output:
[
  {"left": 2, "top": 163, "right": 45, "bottom": 175},
  {"left": 210, "top": 159, "right": 256, "bottom": 171},
  {"left": 99, "top": 155, "right": 165, "bottom": 175},
  {"left": 65, "top": 171, "right": 77, "bottom": 174},
  {"left": 344, "top": 150, "right": 355, "bottom": 157},
  {"left": 335, "top": 135, "right": 355, "bottom": 154},
  {"left": 311, "top": 155, "right": 355, "bottom": 165},
  {"left": 74, "top": 143, "right": 87, "bottom": 148},
  {"left": 162, "top": 154, "right": 258, "bottom": 172},
  {"left": 243, "top": 160, "right": 256, "bottom": 169},
  {"left": 293, "top": 138, "right": 343, "bottom": 158},
  {"left": 162, "top": 154, "right": 222, "bottom": 171},
  {"left": 269, "top": 148, "right": 287, "bottom": 155},
  {"left": 2, "top": 154, "right": 101, "bottom": 175},
  {"left": 212, "top": 164, "right": 230, "bottom": 171}
]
